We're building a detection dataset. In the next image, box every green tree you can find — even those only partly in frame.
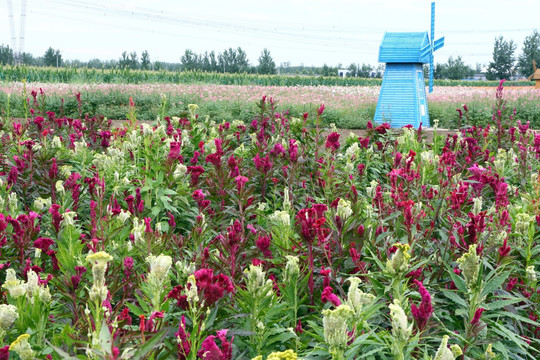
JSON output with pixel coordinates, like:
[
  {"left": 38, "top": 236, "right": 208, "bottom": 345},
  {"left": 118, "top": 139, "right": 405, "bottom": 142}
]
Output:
[
  {"left": 0, "top": 44, "right": 14, "bottom": 65},
  {"left": 486, "top": 36, "right": 517, "bottom": 80},
  {"left": 119, "top": 51, "right": 130, "bottom": 68},
  {"left": 181, "top": 49, "right": 200, "bottom": 71},
  {"left": 129, "top": 51, "right": 139, "bottom": 70},
  {"left": 437, "top": 56, "right": 474, "bottom": 79},
  {"left": 43, "top": 47, "right": 62, "bottom": 67},
  {"left": 201, "top": 51, "right": 219, "bottom": 72},
  {"left": 516, "top": 30, "right": 540, "bottom": 77},
  {"left": 141, "top": 50, "right": 151, "bottom": 70},
  {"left": 257, "top": 48, "right": 276, "bottom": 74}
]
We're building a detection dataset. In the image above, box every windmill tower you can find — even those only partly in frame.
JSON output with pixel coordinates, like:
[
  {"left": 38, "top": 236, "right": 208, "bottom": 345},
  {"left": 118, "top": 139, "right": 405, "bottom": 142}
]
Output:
[
  {"left": 374, "top": 2, "right": 444, "bottom": 128},
  {"left": 7, "top": 0, "right": 28, "bottom": 64}
]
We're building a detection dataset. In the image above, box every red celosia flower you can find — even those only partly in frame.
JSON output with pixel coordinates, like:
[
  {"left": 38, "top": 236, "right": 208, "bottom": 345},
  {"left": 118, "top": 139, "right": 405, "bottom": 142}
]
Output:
[
  {"left": 498, "top": 237, "right": 511, "bottom": 258},
  {"left": 374, "top": 123, "right": 390, "bottom": 134},
  {"left": 288, "top": 139, "right": 298, "bottom": 163},
  {"left": 321, "top": 286, "right": 341, "bottom": 306},
  {"left": 194, "top": 268, "right": 234, "bottom": 307},
  {"left": 187, "top": 165, "right": 205, "bottom": 185},
  {"left": 325, "top": 132, "right": 340, "bottom": 151},
  {"left": 197, "top": 329, "right": 233, "bottom": 360},
  {"left": 168, "top": 142, "right": 181, "bottom": 161},
  {"left": 235, "top": 175, "right": 249, "bottom": 192},
  {"left": 175, "top": 315, "right": 191, "bottom": 359},
  {"left": 0, "top": 345, "right": 10, "bottom": 360},
  {"left": 318, "top": 104, "right": 325, "bottom": 116},
  {"left": 410, "top": 280, "right": 433, "bottom": 332},
  {"left": 34, "top": 237, "right": 54, "bottom": 251},
  {"left": 471, "top": 308, "right": 484, "bottom": 325},
  {"left": 255, "top": 235, "right": 272, "bottom": 258},
  {"left": 49, "top": 204, "right": 63, "bottom": 232},
  {"left": 7, "top": 166, "right": 18, "bottom": 187},
  {"left": 49, "top": 158, "right": 58, "bottom": 179}
]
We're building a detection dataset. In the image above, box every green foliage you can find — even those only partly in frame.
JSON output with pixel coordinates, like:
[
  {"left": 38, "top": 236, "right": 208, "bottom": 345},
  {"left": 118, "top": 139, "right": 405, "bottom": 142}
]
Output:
[
  {"left": 43, "top": 47, "right": 62, "bottom": 68},
  {"left": 486, "top": 36, "right": 517, "bottom": 80},
  {"left": 517, "top": 30, "right": 540, "bottom": 77},
  {"left": 434, "top": 56, "right": 475, "bottom": 80},
  {"left": 258, "top": 49, "right": 277, "bottom": 75}
]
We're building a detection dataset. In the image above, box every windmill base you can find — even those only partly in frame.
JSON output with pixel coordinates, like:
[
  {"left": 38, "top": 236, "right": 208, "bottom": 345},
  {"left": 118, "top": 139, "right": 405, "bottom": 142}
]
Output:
[{"left": 374, "top": 63, "right": 430, "bottom": 128}]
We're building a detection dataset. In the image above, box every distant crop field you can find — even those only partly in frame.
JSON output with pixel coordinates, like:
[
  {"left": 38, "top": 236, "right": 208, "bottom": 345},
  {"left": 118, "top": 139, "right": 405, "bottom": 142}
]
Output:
[{"left": 1, "top": 81, "right": 539, "bottom": 128}]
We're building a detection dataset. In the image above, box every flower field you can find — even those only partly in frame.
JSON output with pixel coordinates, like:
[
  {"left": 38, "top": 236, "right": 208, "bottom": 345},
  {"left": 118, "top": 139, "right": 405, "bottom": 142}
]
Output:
[
  {"left": 0, "top": 83, "right": 539, "bottom": 359},
  {"left": 1, "top": 82, "right": 539, "bottom": 129}
]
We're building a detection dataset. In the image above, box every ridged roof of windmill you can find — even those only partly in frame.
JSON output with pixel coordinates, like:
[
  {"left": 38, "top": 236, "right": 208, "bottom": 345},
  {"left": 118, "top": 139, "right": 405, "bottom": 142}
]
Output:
[{"left": 378, "top": 32, "right": 430, "bottom": 64}]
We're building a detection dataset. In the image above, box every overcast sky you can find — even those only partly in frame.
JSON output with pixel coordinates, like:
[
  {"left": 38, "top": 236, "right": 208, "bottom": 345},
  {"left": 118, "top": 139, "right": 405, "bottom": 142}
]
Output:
[{"left": 1, "top": 0, "right": 538, "bottom": 68}]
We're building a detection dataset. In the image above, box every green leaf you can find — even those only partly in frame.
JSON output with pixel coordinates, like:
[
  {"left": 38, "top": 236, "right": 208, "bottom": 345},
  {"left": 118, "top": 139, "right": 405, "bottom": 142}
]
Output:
[
  {"left": 484, "top": 297, "right": 522, "bottom": 311},
  {"left": 46, "top": 341, "right": 80, "bottom": 360},
  {"left": 481, "top": 271, "right": 510, "bottom": 298},
  {"left": 448, "top": 269, "right": 468, "bottom": 294},
  {"left": 130, "top": 328, "right": 168, "bottom": 360},
  {"left": 440, "top": 289, "right": 468, "bottom": 308},
  {"left": 486, "top": 310, "right": 540, "bottom": 327}
]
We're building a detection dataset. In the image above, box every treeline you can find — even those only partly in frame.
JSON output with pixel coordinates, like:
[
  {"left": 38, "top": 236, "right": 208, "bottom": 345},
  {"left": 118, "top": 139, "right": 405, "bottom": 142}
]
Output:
[{"left": 0, "top": 29, "right": 538, "bottom": 80}]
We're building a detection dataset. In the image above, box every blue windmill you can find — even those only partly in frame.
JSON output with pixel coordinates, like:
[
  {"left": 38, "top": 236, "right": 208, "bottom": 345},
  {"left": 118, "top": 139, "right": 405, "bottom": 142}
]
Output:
[{"left": 374, "top": 2, "right": 444, "bottom": 128}]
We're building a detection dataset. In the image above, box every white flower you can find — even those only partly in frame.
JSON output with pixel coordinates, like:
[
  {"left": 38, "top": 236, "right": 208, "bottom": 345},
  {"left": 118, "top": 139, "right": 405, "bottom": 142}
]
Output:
[
  {"left": 336, "top": 198, "right": 353, "bottom": 220},
  {"left": 55, "top": 180, "right": 65, "bottom": 195},
  {"left": 526, "top": 265, "right": 537, "bottom": 282},
  {"left": 63, "top": 210, "right": 77, "bottom": 226},
  {"left": 146, "top": 254, "right": 173, "bottom": 284},
  {"left": 389, "top": 300, "right": 412, "bottom": 341},
  {"left": 2, "top": 269, "right": 26, "bottom": 299},
  {"left": 323, "top": 305, "right": 354, "bottom": 349},
  {"left": 269, "top": 210, "right": 290, "bottom": 227},
  {"left": 345, "top": 143, "right": 360, "bottom": 160},
  {"left": 173, "top": 164, "right": 187, "bottom": 179},
  {"left": 52, "top": 136, "right": 62, "bottom": 148},
  {"left": 118, "top": 210, "right": 131, "bottom": 224},
  {"left": 472, "top": 197, "right": 482, "bottom": 215},
  {"left": 346, "top": 277, "right": 375, "bottom": 315},
  {"left": 0, "top": 304, "right": 18, "bottom": 331}
]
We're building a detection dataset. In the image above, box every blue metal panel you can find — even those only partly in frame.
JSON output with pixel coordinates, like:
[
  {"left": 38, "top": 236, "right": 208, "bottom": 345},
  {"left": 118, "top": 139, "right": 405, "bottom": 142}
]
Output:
[
  {"left": 374, "top": 63, "right": 430, "bottom": 128},
  {"left": 378, "top": 32, "right": 430, "bottom": 63}
]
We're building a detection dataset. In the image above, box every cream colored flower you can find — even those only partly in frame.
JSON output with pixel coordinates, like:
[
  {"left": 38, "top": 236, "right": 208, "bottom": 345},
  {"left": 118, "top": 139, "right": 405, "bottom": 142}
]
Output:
[
  {"left": 2, "top": 269, "right": 26, "bottom": 299},
  {"left": 0, "top": 304, "right": 18, "bottom": 330},
  {"left": 323, "top": 305, "right": 354, "bottom": 349},
  {"left": 146, "top": 254, "right": 173, "bottom": 285},
  {"left": 386, "top": 243, "right": 411, "bottom": 274},
  {"left": 9, "top": 334, "right": 35, "bottom": 360},
  {"left": 434, "top": 335, "right": 462, "bottom": 360},
  {"left": 389, "top": 300, "right": 412, "bottom": 341},
  {"left": 456, "top": 244, "right": 480, "bottom": 289},
  {"left": 337, "top": 198, "right": 353, "bottom": 220},
  {"left": 346, "top": 277, "right": 375, "bottom": 315}
]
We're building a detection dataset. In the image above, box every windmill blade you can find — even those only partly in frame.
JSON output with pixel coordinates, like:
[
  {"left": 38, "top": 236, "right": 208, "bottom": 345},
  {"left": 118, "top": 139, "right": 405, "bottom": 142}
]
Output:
[
  {"left": 429, "top": 2, "right": 435, "bottom": 93},
  {"left": 433, "top": 37, "right": 445, "bottom": 52},
  {"left": 420, "top": 43, "right": 431, "bottom": 62}
]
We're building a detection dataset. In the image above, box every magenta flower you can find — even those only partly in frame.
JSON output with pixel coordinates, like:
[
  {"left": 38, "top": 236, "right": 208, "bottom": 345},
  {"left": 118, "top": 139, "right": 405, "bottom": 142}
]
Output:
[
  {"left": 34, "top": 237, "right": 54, "bottom": 251},
  {"left": 7, "top": 166, "right": 18, "bottom": 187},
  {"left": 318, "top": 104, "right": 326, "bottom": 116},
  {"left": 325, "top": 132, "right": 340, "bottom": 151},
  {"left": 49, "top": 204, "right": 63, "bottom": 232},
  {"left": 498, "top": 237, "right": 511, "bottom": 258},
  {"left": 321, "top": 286, "right": 341, "bottom": 306},
  {"left": 235, "top": 175, "right": 249, "bottom": 192},
  {"left": 49, "top": 158, "right": 58, "bottom": 179},
  {"left": 194, "top": 269, "right": 234, "bottom": 307},
  {"left": 197, "top": 329, "right": 233, "bottom": 360},
  {"left": 175, "top": 315, "right": 191, "bottom": 359},
  {"left": 471, "top": 308, "right": 484, "bottom": 325},
  {"left": 410, "top": 280, "right": 433, "bottom": 332},
  {"left": 168, "top": 142, "right": 181, "bottom": 161}
]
